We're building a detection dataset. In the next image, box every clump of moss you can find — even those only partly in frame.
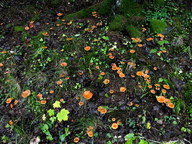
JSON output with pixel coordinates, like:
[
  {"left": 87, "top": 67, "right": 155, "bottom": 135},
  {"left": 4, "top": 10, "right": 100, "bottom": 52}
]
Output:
[
  {"left": 150, "top": 19, "right": 167, "bottom": 33},
  {"left": 98, "top": 0, "right": 116, "bottom": 15},
  {"left": 65, "top": 8, "right": 95, "bottom": 19},
  {"left": 154, "top": 0, "right": 164, "bottom": 5},
  {"left": 14, "top": 26, "right": 24, "bottom": 32},
  {"left": 109, "top": 15, "right": 127, "bottom": 31},
  {"left": 126, "top": 25, "right": 141, "bottom": 37},
  {"left": 23, "top": 5, "right": 35, "bottom": 14},
  {"left": 65, "top": 0, "right": 116, "bottom": 19},
  {"left": 45, "top": 0, "right": 62, "bottom": 8},
  {"left": 120, "top": 0, "right": 143, "bottom": 17}
]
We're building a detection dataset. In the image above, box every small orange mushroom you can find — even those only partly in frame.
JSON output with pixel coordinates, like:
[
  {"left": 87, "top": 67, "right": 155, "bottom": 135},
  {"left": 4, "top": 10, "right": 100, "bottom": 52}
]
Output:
[
  {"left": 87, "top": 130, "right": 93, "bottom": 137},
  {"left": 111, "top": 123, "right": 118, "bottom": 129},
  {"left": 22, "top": 90, "right": 31, "bottom": 98},
  {"left": 83, "top": 91, "right": 93, "bottom": 100},
  {"left": 84, "top": 46, "right": 91, "bottom": 51},
  {"left": 6, "top": 98, "right": 12, "bottom": 104},
  {"left": 57, "top": 13, "right": 63, "bottom": 16},
  {"left": 100, "top": 108, "right": 107, "bottom": 114},
  {"left": 156, "top": 96, "right": 166, "bottom": 103},
  {"left": 60, "top": 62, "right": 67, "bottom": 67},
  {"left": 40, "top": 100, "right": 47, "bottom": 104},
  {"left": 163, "top": 84, "right": 170, "bottom": 90},
  {"left": 119, "top": 72, "right": 125, "bottom": 78},
  {"left": 120, "top": 87, "right": 126, "bottom": 92},
  {"left": 78, "top": 101, "right": 84, "bottom": 106},
  {"left": 136, "top": 71, "right": 144, "bottom": 76},
  {"left": 166, "top": 102, "right": 175, "bottom": 108},
  {"left": 130, "top": 49, "right": 135, "bottom": 53},
  {"left": 103, "top": 79, "right": 110, "bottom": 84},
  {"left": 74, "top": 137, "right": 80, "bottom": 143},
  {"left": 56, "top": 80, "right": 63, "bottom": 85}
]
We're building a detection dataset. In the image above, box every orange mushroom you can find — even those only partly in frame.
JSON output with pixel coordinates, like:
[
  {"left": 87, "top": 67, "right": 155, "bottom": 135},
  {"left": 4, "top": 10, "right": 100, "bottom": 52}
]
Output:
[
  {"left": 60, "top": 62, "right": 67, "bottom": 67},
  {"left": 130, "top": 49, "right": 135, "bottom": 53},
  {"left": 136, "top": 71, "right": 144, "bottom": 76},
  {"left": 78, "top": 101, "right": 84, "bottom": 106},
  {"left": 87, "top": 130, "right": 93, "bottom": 137},
  {"left": 163, "top": 84, "right": 170, "bottom": 89},
  {"left": 22, "top": 90, "right": 31, "bottom": 98},
  {"left": 40, "top": 100, "right": 47, "bottom": 104},
  {"left": 84, "top": 46, "right": 91, "bottom": 51},
  {"left": 166, "top": 102, "right": 175, "bottom": 108},
  {"left": 156, "top": 96, "right": 166, "bottom": 103},
  {"left": 74, "top": 137, "right": 80, "bottom": 143},
  {"left": 100, "top": 108, "right": 107, "bottom": 114},
  {"left": 103, "top": 79, "right": 110, "bottom": 84},
  {"left": 111, "top": 123, "right": 118, "bottom": 129},
  {"left": 57, "top": 13, "right": 63, "bottom": 16},
  {"left": 56, "top": 80, "right": 63, "bottom": 85},
  {"left": 83, "top": 91, "right": 93, "bottom": 100},
  {"left": 120, "top": 87, "right": 126, "bottom": 92},
  {"left": 6, "top": 98, "right": 12, "bottom": 104}
]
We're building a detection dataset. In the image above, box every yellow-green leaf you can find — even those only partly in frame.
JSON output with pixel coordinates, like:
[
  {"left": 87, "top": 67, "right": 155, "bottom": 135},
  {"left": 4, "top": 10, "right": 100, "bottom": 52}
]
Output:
[
  {"left": 53, "top": 101, "right": 61, "bottom": 108},
  {"left": 56, "top": 108, "right": 70, "bottom": 122}
]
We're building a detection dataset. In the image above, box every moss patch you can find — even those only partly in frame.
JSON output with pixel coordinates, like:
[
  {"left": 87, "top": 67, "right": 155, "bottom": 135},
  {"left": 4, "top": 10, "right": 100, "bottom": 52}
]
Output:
[
  {"left": 120, "top": 0, "right": 143, "bottom": 17},
  {"left": 109, "top": 15, "right": 127, "bottom": 31},
  {"left": 126, "top": 25, "right": 142, "bottom": 37},
  {"left": 45, "top": 0, "right": 62, "bottom": 8},
  {"left": 14, "top": 26, "right": 25, "bottom": 32},
  {"left": 150, "top": 19, "right": 167, "bottom": 33},
  {"left": 65, "top": 0, "right": 116, "bottom": 19},
  {"left": 97, "top": 0, "right": 116, "bottom": 15},
  {"left": 154, "top": 0, "right": 164, "bottom": 5}
]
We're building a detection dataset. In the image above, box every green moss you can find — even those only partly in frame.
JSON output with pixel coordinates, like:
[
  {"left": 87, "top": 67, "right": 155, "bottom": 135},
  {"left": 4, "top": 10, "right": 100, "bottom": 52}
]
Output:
[
  {"left": 65, "top": 0, "right": 116, "bottom": 19},
  {"left": 120, "top": 0, "right": 143, "bottom": 17},
  {"left": 172, "top": 17, "right": 182, "bottom": 30},
  {"left": 150, "top": 19, "right": 167, "bottom": 33},
  {"left": 23, "top": 5, "right": 35, "bottom": 14},
  {"left": 154, "top": 0, "right": 164, "bottom": 5},
  {"left": 31, "top": 13, "right": 40, "bottom": 21},
  {"left": 126, "top": 25, "right": 141, "bottom": 37},
  {"left": 109, "top": 15, "right": 127, "bottom": 31},
  {"left": 14, "top": 26, "right": 24, "bottom": 32},
  {"left": 45, "top": 0, "right": 62, "bottom": 8},
  {"left": 98, "top": 0, "right": 116, "bottom": 15}
]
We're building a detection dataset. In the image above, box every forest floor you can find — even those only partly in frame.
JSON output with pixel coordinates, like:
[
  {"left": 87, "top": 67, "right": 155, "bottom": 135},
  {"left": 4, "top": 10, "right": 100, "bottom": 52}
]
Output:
[{"left": 0, "top": 1, "right": 192, "bottom": 144}]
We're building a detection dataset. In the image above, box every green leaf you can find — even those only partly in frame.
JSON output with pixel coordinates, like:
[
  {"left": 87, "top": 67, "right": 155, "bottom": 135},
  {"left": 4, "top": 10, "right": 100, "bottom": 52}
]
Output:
[
  {"left": 124, "top": 133, "right": 134, "bottom": 140},
  {"left": 47, "top": 109, "right": 55, "bottom": 116},
  {"left": 102, "top": 36, "right": 109, "bottom": 40},
  {"left": 139, "top": 139, "right": 148, "bottom": 144},
  {"left": 56, "top": 108, "right": 70, "bottom": 122},
  {"left": 125, "top": 137, "right": 136, "bottom": 144},
  {"left": 42, "top": 124, "right": 49, "bottom": 130},
  {"left": 53, "top": 101, "right": 61, "bottom": 108},
  {"left": 158, "top": 40, "right": 169, "bottom": 45},
  {"left": 50, "top": 117, "right": 56, "bottom": 123},
  {"left": 107, "top": 141, "right": 112, "bottom": 144},
  {"left": 160, "top": 47, "right": 166, "bottom": 51},
  {"left": 150, "top": 49, "right": 157, "bottom": 53}
]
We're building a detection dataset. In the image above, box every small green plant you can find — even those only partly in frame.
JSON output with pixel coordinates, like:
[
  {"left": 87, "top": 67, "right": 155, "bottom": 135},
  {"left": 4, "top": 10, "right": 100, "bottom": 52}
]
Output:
[{"left": 40, "top": 100, "right": 70, "bottom": 141}]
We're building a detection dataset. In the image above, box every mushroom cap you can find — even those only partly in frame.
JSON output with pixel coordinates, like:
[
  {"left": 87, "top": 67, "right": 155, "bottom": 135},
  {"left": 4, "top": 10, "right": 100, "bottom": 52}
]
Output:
[{"left": 83, "top": 91, "right": 93, "bottom": 100}]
